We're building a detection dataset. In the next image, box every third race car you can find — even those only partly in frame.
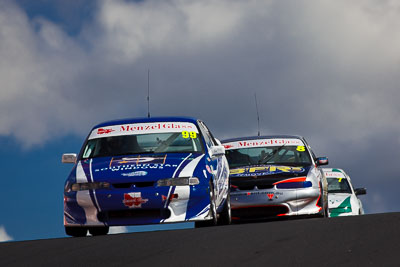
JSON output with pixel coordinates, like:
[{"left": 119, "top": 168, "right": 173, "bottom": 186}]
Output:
[{"left": 323, "top": 168, "right": 366, "bottom": 217}]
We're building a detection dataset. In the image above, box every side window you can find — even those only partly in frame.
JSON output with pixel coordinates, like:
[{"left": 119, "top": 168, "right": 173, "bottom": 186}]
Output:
[{"left": 197, "top": 121, "right": 217, "bottom": 148}]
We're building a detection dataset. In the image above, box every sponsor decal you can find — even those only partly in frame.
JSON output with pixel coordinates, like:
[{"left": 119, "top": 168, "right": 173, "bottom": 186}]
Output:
[
  {"left": 267, "top": 193, "right": 274, "bottom": 200},
  {"left": 325, "top": 171, "right": 345, "bottom": 178},
  {"left": 95, "top": 163, "right": 178, "bottom": 172},
  {"left": 115, "top": 155, "right": 167, "bottom": 165},
  {"left": 230, "top": 165, "right": 304, "bottom": 177},
  {"left": 121, "top": 171, "right": 148, "bottom": 177},
  {"left": 89, "top": 122, "right": 198, "bottom": 139},
  {"left": 94, "top": 156, "right": 177, "bottom": 172},
  {"left": 97, "top": 128, "right": 115, "bottom": 135},
  {"left": 123, "top": 192, "right": 148, "bottom": 208},
  {"left": 223, "top": 138, "right": 304, "bottom": 150}
]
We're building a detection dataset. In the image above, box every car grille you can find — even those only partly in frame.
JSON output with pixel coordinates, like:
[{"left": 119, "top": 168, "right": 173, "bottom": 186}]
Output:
[
  {"left": 112, "top": 182, "right": 155, "bottom": 189},
  {"left": 97, "top": 209, "right": 170, "bottom": 222}
]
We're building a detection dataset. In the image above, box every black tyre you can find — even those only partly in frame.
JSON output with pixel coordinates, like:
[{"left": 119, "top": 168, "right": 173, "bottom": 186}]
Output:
[
  {"left": 218, "top": 191, "right": 231, "bottom": 225},
  {"left": 323, "top": 203, "right": 328, "bottom": 218},
  {"left": 65, "top": 227, "right": 87, "bottom": 237},
  {"left": 195, "top": 181, "right": 217, "bottom": 228},
  {"left": 89, "top": 226, "right": 109, "bottom": 236}
]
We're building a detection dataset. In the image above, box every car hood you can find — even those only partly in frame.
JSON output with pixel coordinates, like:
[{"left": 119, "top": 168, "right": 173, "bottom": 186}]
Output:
[
  {"left": 74, "top": 153, "right": 205, "bottom": 183},
  {"left": 229, "top": 164, "right": 311, "bottom": 178},
  {"left": 328, "top": 194, "right": 352, "bottom": 209}
]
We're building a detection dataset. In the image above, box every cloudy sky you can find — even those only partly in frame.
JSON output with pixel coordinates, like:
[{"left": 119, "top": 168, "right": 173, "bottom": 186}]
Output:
[{"left": 1, "top": 0, "right": 400, "bottom": 242}]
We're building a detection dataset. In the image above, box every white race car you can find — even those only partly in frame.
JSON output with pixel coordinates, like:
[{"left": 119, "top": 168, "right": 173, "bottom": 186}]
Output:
[
  {"left": 223, "top": 135, "right": 329, "bottom": 220},
  {"left": 322, "top": 168, "right": 366, "bottom": 217}
]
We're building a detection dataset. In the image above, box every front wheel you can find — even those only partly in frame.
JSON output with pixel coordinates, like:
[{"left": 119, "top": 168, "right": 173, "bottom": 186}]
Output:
[
  {"left": 318, "top": 182, "right": 328, "bottom": 218},
  {"left": 218, "top": 192, "right": 231, "bottom": 225},
  {"left": 195, "top": 181, "right": 217, "bottom": 228}
]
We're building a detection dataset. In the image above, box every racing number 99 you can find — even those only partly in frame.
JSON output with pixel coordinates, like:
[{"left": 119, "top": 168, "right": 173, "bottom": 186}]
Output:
[{"left": 182, "top": 131, "right": 197, "bottom": 139}]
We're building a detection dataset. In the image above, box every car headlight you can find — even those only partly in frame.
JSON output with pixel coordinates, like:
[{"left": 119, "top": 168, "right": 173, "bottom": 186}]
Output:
[
  {"left": 70, "top": 182, "right": 110, "bottom": 191},
  {"left": 157, "top": 177, "right": 200, "bottom": 187}
]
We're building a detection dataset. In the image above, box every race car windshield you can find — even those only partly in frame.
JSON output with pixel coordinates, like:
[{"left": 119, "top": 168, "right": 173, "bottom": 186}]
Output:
[
  {"left": 225, "top": 145, "right": 312, "bottom": 168},
  {"left": 327, "top": 178, "right": 352, "bottom": 194},
  {"left": 81, "top": 132, "right": 204, "bottom": 159}
]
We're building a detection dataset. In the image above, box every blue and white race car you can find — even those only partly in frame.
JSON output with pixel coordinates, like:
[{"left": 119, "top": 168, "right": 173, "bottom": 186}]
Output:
[
  {"left": 222, "top": 135, "right": 329, "bottom": 220},
  {"left": 322, "top": 168, "right": 366, "bottom": 217},
  {"left": 62, "top": 117, "right": 231, "bottom": 237}
]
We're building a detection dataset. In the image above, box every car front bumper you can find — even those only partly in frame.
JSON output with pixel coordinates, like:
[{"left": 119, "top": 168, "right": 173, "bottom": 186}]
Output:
[
  {"left": 64, "top": 184, "right": 212, "bottom": 226},
  {"left": 230, "top": 187, "right": 322, "bottom": 219}
]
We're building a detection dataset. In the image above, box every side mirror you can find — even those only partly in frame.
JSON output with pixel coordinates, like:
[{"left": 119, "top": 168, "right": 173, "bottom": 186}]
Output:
[
  {"left": 316, "top": 157, "right": 329, "bottom": 166},
  {"left": 62, "top": 153, "right": 77, "bottom": 164},
  {"left": 209, "top": 146, "right": 225, "bottom": 158},
  {"left": 355, "top": 188, "right": 367, "bottom": 196}
]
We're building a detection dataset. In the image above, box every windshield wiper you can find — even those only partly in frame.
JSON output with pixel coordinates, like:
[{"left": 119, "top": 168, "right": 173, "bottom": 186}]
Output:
[
  {"left": 154, "top": 133, "right": 180, "bottom": 153},
  {"left": 259, "top": 144, "right": 286, "bottom": 164}
]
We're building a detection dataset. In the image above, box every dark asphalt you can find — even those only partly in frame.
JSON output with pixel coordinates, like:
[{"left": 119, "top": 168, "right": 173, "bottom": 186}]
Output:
[{"left": 1, "top": 212, "right": 400, "bottom": 266}]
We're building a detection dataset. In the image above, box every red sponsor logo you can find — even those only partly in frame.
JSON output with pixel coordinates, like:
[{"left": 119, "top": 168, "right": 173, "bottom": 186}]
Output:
[
  {"left": 120, "top": 123, "right": 194, "bottom": 132},
  {"left": 267, "top": 193, "right": 274, "bottom": 200},
  {"left": 224, "top": 144, "right": 233, "bottom": 149},
  {"left": 97, "top": 128, "right": 115, "bottom": 135},
  {"left": 123, "top": 193, "right": 148, "bottom": 208},
  {"left": 238, "top": 139, "right": 302, "bottom": 147}
]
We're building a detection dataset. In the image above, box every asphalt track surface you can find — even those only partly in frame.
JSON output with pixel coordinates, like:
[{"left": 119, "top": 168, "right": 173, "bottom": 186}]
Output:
[{"left": 1, "top": 212, "right": 400, "bottom": 267}]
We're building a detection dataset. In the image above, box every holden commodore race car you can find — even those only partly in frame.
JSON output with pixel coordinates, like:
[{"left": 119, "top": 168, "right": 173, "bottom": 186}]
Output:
[
  {"left": 322, "top": 168, "right": 366, "bottom": 217},
  {"left": 62, "top": 117, "right": 231, "bottom": 237},
  {"left": 222, "top": 135, "right": 329, "bottom": 220}
]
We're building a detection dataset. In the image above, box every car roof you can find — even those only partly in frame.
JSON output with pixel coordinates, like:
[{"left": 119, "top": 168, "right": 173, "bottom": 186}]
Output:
[
  {"left": 221, "top": 135, "right": 305, "bottom": 143},
  {"left": 92, "top": 116, "right": 199, "bottom": 129}
]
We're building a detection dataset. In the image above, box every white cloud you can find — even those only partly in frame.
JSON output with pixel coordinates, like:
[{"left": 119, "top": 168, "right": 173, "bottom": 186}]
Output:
[
  {"left": 109, "top": 226, "right": 128, "bottom": 235},
  {"left": 2, "top": 0, "right": 399, "bottom": 147},
  {"left": 0, "top": 0, "right": 398, "bottom": 148},
  {"left": 0, "top": 225, "right": 13, "bottom": 242}
]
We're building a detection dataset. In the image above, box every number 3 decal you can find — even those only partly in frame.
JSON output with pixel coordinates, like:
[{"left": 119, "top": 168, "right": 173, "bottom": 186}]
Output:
[{"left": 182, "top": 131, "right": 197, "bottom": 139}]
